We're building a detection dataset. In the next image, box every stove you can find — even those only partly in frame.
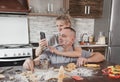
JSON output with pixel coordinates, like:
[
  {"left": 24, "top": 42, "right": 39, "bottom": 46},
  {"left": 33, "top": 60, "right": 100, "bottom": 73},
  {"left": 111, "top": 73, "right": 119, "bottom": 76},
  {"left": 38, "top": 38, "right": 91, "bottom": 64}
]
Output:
[{"left": 0, "top": 45, "right": 33, "bottom": 66}]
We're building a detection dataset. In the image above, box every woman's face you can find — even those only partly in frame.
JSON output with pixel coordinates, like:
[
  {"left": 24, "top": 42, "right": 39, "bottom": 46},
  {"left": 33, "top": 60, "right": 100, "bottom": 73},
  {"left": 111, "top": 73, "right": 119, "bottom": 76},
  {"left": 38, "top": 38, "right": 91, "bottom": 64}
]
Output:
[{"left": 56, "top": 20, "right": 71, "bottom": 32}]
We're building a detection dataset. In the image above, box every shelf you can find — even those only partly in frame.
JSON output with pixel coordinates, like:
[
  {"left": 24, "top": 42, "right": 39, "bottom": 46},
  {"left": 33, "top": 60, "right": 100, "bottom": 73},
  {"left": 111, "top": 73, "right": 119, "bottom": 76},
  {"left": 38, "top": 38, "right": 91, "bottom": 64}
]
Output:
[
  {"left": 28, "top": 13, "right": 61, "bottom": 17},
  {"left": 80, "top": 44, "right": 108, "bottom": 47}
]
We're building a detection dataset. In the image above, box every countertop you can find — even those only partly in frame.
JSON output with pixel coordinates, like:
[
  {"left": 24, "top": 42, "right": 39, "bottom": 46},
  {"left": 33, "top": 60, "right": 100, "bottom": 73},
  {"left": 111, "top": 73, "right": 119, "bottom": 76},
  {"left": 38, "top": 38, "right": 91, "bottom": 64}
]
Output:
[{"left": 80, "top": 44, "right": 108, "bottom": 47}]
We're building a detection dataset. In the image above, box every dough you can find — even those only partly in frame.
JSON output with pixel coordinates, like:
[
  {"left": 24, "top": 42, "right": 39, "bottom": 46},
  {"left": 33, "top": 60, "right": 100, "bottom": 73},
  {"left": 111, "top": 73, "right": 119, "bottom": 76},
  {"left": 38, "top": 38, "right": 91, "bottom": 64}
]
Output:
[
  {"left": 0, "top": 74, "right": 5, "bottom": 79},
  {"left": 65, "top": 63, "right": 76, "bottom": 72},
  {"left": 21, "top": 71, "right": 38, "bottom": 82}
]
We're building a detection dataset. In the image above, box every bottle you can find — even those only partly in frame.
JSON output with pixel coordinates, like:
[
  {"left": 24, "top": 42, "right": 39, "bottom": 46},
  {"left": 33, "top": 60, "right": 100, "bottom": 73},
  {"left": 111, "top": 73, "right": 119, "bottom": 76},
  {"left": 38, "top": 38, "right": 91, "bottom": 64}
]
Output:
[
  {"left": 97, "top": 32, "right": 105, "bottom": 44},
  {"left": 82, "top": 33, "right": 89, "bottom": 44}
]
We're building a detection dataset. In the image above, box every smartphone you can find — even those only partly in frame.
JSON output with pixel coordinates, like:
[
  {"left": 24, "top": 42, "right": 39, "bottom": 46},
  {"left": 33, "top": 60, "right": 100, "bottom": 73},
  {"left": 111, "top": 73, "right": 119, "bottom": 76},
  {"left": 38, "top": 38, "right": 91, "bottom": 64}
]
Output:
[{"left": 40, "top": 32, "right": 46, "bottom": 40}]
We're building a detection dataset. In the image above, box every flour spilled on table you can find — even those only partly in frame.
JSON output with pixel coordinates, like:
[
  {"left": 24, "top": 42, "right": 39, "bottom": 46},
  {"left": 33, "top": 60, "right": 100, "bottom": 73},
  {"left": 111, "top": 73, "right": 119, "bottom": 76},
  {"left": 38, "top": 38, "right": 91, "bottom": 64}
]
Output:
[
  {"left": 71, "top": 67, "right": 98, "bottom": 77},
  {"left": 17, "top": 68, "right": 58, "bottom": 82}
]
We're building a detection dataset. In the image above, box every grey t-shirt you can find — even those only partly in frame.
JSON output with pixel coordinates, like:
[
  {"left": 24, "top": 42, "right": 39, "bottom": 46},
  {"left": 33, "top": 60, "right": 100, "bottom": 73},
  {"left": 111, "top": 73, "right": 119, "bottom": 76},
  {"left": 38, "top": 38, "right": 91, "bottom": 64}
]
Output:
[{"left": 39, "top": 45, "right": 91, "bottom": 64}]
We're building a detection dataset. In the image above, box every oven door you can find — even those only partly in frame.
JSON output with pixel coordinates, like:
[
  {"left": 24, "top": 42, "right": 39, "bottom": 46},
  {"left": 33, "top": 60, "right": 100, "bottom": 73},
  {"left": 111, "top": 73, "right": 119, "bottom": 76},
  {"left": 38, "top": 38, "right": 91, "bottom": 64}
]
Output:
[{"left": 0, "top": 56, "right": 31, "bottom": 67}]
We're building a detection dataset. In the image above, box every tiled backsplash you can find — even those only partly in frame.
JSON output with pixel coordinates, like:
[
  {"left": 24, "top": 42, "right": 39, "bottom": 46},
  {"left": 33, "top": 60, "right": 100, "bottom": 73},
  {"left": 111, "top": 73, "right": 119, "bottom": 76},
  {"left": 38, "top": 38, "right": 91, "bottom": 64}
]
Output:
[{"left": 28, "top": 16, "right": 94, "bottom": 44}]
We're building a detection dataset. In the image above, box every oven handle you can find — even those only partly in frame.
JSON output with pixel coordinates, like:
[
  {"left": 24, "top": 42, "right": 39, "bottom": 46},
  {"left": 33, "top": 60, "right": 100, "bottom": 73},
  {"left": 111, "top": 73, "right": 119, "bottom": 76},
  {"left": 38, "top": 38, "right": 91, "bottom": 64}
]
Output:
[{"left": 0, "top": 58, "right": 29, "bottom": 62}]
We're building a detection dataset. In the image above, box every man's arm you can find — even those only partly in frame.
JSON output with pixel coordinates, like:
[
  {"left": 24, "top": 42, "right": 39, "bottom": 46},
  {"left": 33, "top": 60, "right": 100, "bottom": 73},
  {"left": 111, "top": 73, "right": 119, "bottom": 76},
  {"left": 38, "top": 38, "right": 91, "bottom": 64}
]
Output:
[
  {"left": 35, "top": 46, "right": 42, "bottom": 57},
  {"left": 49, "top": 46, "right": 82, "bottom": 57},
  {"left": 23, "top": 57, "right": 40, "bottom": 72},
  {"left": 77, "top": 52, "right": 105, "bottom": 66},
  {"left": 87, "top": 52, "right": 105, "bottom": 62}
]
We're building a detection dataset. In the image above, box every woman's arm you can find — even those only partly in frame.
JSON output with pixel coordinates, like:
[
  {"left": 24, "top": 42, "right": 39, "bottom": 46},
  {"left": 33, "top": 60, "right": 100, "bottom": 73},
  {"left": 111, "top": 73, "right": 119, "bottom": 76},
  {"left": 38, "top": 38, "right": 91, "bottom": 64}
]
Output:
[{"left": 49, "top": 46, "right": 82, "bottom": 57}]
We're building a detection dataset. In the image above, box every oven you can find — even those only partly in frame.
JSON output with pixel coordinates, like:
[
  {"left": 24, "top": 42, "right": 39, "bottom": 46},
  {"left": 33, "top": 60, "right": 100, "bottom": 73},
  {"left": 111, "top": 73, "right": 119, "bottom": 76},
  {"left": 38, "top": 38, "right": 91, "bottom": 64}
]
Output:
[{"left": 0, "top": 46, "right": 33, "bottom": 67}]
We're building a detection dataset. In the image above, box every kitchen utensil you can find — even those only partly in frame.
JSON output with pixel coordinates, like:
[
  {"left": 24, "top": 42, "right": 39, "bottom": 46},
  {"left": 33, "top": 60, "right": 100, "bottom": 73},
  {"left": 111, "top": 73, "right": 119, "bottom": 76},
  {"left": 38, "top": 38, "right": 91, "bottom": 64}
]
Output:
[{"left": 0, "top": 67, "right": 13, "bottom": 73}]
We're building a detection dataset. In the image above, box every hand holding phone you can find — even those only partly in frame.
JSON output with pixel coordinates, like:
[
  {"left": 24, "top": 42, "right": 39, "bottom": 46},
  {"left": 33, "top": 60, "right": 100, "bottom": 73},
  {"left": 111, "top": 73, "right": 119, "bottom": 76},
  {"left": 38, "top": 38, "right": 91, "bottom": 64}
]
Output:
[{"left": 40, "top": 32, "right": 46, "bottom": 40}]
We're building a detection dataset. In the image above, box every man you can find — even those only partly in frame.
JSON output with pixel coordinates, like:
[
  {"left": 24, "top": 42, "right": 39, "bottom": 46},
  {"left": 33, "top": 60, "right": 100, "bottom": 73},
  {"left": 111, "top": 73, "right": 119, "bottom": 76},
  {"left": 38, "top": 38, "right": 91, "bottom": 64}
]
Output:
[
  {"left": 23, "top": 27, "right": 105, "bottom": 71},
  {"left": 23, "top": 27, "right": 80, "bottom": 71}
]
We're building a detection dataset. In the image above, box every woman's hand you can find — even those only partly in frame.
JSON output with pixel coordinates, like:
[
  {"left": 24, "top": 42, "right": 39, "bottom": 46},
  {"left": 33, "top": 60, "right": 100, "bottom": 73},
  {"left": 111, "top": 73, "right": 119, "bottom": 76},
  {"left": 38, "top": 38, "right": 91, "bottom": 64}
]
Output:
[{"left": 48, "top": 46, "right": 59, "bottom": 54}]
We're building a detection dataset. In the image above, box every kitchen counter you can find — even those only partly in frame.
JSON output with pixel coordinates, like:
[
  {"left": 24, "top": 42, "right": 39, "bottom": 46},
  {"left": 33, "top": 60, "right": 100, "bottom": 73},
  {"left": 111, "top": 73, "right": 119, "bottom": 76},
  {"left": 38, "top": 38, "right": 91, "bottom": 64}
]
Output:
[{"left": 80, "top": 44, "right": 108, "bottom": 47}]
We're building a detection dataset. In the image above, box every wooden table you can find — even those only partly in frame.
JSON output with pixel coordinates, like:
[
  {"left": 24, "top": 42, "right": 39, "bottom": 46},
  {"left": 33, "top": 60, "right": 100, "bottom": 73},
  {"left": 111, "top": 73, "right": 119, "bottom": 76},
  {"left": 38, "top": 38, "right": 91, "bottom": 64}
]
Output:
[
  {"left": 63, "top": 61, "right": 120, "bottom": 82},
  {"left": 0, "top": 61, "right": 120, "bottom": 82}
]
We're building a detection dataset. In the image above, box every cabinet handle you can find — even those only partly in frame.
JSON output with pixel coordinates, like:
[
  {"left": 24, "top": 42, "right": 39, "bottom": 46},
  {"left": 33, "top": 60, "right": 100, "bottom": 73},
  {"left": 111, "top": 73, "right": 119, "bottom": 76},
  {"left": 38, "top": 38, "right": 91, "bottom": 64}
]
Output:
[
  {"left": 48, "top": 3, "right": 50, "bottom": 12},
  {"left": 108, "top": 31, "right": 112, "bottom": 45},
  {"left": 51, "top": 4, "right": 53, "bottom": 12},
  {"left": 0, "top": 57, "right": 30, "bottom": 62},
  {"left": 85, "top": 6, "right": 87, "bottom": 14},
  {"left": 88, "top": 49, "right": 90, "bottom": 52},
  {"left": 107, "top": 47, "right": 111, "bottom": 62},
  {"left": 91, "top": 49, "right": 93, "bottom": 52},
  {"left": 88, "top": 6, "right": 90, "bottom": 14}
]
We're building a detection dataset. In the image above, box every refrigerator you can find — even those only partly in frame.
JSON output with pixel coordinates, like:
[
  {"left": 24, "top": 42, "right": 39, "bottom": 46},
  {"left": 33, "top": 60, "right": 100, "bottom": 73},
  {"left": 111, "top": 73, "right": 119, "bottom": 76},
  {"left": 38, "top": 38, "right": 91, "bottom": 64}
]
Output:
[{"left": 94, "top": 0, "right": 120, "bottom": 64}]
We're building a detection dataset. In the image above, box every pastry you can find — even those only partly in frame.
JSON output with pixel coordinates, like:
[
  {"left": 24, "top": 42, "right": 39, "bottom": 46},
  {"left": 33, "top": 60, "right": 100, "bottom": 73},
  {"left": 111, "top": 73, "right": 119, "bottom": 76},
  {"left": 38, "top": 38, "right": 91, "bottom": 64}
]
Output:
[
  {"left": 84, "top": 64, "right": 100, "bottom": 67},
  {"left": 65, "top": 63, "right": 76, "bottom": 72}
]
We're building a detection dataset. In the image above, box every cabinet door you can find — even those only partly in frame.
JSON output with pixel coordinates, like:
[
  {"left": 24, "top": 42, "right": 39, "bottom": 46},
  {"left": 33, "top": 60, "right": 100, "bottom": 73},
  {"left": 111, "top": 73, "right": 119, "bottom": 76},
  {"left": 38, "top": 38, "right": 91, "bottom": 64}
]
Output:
[
  {"left": 68, "top": 0, "right": 103, "bottom": 18},
  {"left": 82, "top": 47, "right": 106, "bottom": 55},
  {"left": 68, "top": 0, "right": 87, "bottom": 17},
  {"left": 91, "top": 47, "right": 106, "bottom": 55},
  {"left": 30, "top": 0, "right": 48, "bottom": 13},
  {"left": 29, "top": 0, "right": 65, "bottom": 16},
  {"left": 86, "top": 0, "right": 103, "bottom": 18}
]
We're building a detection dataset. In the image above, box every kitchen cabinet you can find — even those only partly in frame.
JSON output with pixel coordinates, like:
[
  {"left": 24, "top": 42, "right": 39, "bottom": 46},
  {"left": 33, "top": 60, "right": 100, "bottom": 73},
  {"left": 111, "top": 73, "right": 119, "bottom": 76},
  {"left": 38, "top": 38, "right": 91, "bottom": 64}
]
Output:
[
  {"left": 29, "top": 0, "right": 66, "bottom": 16},
  {"left": 0, "top": 0, "right": 29, "bottom": 14},
  {"left": 81, "top": 45, "right": 107, "bottom": 55},
  {"left": 66, "top": 0, "right": 104, "bottom": 18}
]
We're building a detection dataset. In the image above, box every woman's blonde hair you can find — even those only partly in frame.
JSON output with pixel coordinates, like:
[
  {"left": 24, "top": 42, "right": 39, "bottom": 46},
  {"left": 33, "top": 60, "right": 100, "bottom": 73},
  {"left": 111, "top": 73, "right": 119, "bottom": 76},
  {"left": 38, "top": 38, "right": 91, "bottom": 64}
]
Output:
[{"left": 56, "top": 14, "right": 71, "bottom": 25}]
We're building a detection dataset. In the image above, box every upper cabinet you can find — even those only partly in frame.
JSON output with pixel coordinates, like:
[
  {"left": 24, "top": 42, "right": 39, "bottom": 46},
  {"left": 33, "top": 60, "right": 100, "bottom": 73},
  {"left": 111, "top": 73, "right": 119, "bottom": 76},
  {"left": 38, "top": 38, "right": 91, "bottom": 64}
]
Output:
[
  {"left": 29, "top": 0, "right": 66, "bottom": 16},
  {"left": 66, "top": 0, "right": 104, "bottom": 18},
  {"left": 28, "top": 0, "right": 104, "bottom": 18},
  {"left": 0, "top": 0, "right": 30, "bottom": 14}
]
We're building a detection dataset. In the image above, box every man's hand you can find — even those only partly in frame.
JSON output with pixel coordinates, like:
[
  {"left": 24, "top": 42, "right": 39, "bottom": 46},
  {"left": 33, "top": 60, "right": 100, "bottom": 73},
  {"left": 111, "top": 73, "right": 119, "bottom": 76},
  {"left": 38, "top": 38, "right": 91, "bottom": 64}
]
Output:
[
  {"left": 35, "top": 39, "right": 48, "bottom": 57},
  {"left": 23, "top": 58, "right": 34, "bottom": 72},
  {"left": 77, "top": 57, "right": 88, "bottom": 67},
  {"left": 39, "top": 39, "right": 48, "bottom": 48}
]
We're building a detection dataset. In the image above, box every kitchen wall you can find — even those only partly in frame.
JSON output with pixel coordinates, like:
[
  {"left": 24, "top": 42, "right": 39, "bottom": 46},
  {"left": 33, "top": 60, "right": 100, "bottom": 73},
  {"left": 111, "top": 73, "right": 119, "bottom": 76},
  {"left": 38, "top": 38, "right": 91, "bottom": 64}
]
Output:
[
  {"left": 28, "top": 16, "right": 94, "bottom": 44},
  {"left": 0, "top": 14, "right": 94, "bottom": 44}
]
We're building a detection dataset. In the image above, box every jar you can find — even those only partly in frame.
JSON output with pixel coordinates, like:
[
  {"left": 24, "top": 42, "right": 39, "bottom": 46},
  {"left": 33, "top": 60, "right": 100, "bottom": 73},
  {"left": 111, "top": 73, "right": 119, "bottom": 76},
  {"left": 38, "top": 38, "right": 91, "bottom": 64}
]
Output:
[
  {"left": 97, "top": 32, "right": 106, "bottom": 44},
  {"left": 89, "top": 35, "right": 94, "bottom": 43},
  {"left": 40, "top": 58, "right": 49, "bottom": 69}
]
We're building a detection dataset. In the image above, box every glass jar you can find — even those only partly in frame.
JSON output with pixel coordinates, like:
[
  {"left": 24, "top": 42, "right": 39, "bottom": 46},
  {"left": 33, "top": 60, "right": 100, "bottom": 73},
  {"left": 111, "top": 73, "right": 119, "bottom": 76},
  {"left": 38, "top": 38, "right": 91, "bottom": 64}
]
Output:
[
  {"left": 97, "top": 32, "right": 105, "bottom": 44},
  {"left": 40, "top": 59, "right": 49, "bottom": 69},
  {"left": 89, "top": 35, "right": 94, "bottom": 43}
]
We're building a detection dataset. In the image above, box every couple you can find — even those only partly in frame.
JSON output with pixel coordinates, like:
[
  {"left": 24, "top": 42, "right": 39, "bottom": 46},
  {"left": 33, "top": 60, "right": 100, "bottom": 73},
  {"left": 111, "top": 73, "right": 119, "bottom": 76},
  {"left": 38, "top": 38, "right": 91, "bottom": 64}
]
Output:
[{"left": 23, "top": 15, "right": 105, "bottom": 71}]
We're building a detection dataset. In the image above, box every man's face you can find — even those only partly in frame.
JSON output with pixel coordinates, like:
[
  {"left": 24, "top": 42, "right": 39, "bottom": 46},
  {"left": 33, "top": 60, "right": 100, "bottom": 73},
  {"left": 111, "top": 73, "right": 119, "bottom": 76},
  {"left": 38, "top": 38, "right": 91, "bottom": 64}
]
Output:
[
  {"left": 58, "top": 29, "right": 75, "bottom": 47},
  {"left": 56, "top": 20, "right": 70, "bottom": 32}
]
